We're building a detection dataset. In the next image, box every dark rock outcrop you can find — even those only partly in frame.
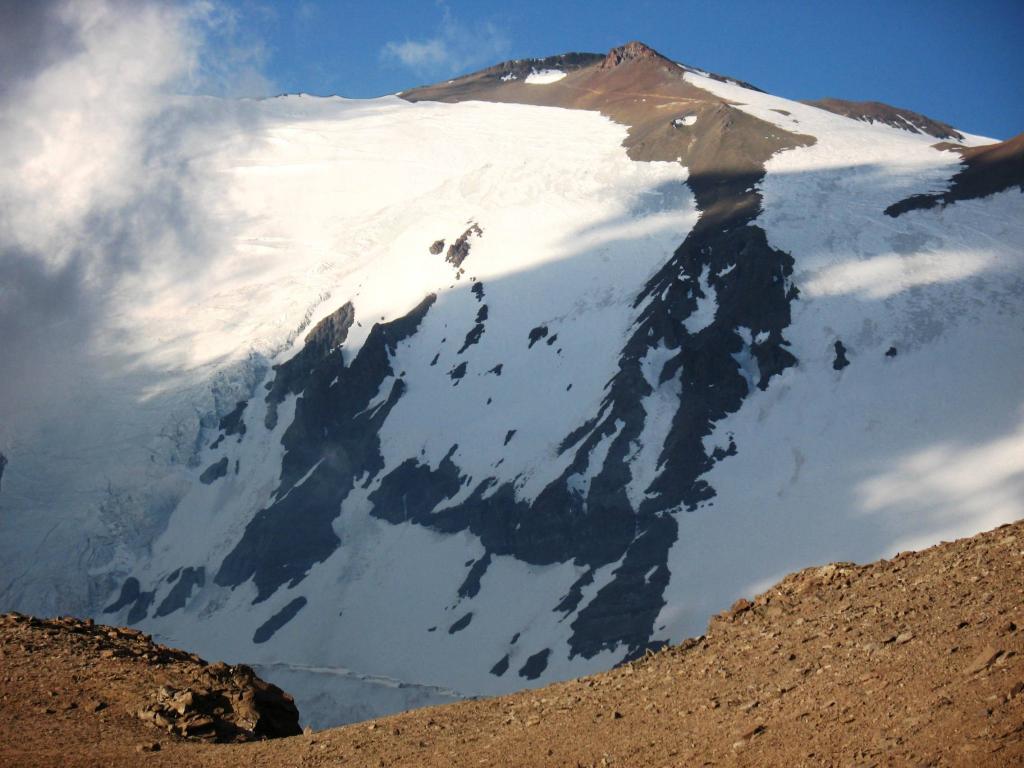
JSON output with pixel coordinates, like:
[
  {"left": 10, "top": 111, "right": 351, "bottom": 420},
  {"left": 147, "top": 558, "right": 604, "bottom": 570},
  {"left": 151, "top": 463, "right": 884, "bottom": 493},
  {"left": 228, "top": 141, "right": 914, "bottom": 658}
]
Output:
[
  {"left": 445, "top": 223, "right": 482, "bottom": 270},
  {"left": 199, "top": 457, "right": 228, "bottom": 485},
  {"left": 154, "top": 567, "right": 205, "bottom": 618},
  {"left": 458, "top": 554, "right": 492, "bottom": 599},
  {"left": 518, "top": 648, "right": 551, "bottom": 680},
  {"left": 448, "top": 612, "right": 473, "bottom": 634},
  {"left": 458, "top": 304, "right": 488, "bottom": 353},
  {"left": 805, "top": 98, "right": 964, "bottom": 141},
  {"left": 104, "top": 577, "right": 142, "bottom": 613},
  {"left": 833, "top": 340, "right": 850, "bottom": 370},
  {"left": 215, "top": 296, "right": 436, "bottom": 603},
  {"left": 600, "top": 41, "right": 668, "bottom": 69},
  {"left": 527, "top": 325, "right": 548, "bottom": 348},
  {"left": 264, "top": 302, "right": 355, "bottom": 430},
  {"left": 136, "top": 661, "right": 301, "bottom": 742},
  {"left": 252, "top": 597, "right": 307, "bottom": 644},
  {"left": 219, "top": 400, "right": 248, "bottom": 437},
  {"left": 885, "top": 132, "right": 1024, "bottom": 216},
  {"left": 489, "top": 654, "right": 509, "bottom": 676}
]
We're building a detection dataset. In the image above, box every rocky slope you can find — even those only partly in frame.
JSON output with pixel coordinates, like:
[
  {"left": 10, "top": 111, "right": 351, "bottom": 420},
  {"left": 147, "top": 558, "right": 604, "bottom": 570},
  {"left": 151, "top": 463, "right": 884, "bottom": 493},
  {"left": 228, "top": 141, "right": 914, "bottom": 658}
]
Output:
[
  {"left": 3, "top": 520, "right": 1022, "bottom": 767},
  {"left": 0, "top": 613, "right": 300, "bottom": 766},
  {"left": 802, "top": 98, "right": 965, "bottom": 140},
  {"left": 886, "top": 131, "right": 1024, "bottom": 215}
]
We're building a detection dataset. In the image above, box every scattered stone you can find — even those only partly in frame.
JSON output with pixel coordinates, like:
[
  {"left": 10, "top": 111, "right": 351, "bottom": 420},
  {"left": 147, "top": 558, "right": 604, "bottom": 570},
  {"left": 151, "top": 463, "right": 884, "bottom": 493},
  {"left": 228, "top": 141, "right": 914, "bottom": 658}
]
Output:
[
  {"left": 746, "top": 724, "right": 767, "bottom": 738},
  {"left": 966, "top": 646, "right": 1005, "bottom": 675},
  {"left": 729, "top": 598, "right": 753, "bottom": 619},
  {"left": 445, "top": 224, "right": 482, "bottom": 269}
]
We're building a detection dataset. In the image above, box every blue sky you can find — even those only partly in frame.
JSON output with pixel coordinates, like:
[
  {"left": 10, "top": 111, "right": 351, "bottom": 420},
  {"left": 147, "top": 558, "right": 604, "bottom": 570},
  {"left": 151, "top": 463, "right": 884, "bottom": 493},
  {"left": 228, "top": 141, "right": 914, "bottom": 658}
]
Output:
[{"left": 214, "top": 1, "right": 1024, "bottom": 139}]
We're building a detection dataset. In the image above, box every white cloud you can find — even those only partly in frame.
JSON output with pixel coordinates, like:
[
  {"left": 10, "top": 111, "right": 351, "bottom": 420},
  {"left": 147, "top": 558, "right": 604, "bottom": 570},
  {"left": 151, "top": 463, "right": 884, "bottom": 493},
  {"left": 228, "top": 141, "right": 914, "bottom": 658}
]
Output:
[
  {"left": 384, "top": 38, "right": 451, "bottom": 70},
  {"left": 0, "top": 0, "right": 272, "bottom": 436},
  {"left": 186, "top": 1, "right": 277, "bottom": 98},
  {"left": 381, "top": 4, "right": 510, "bottom": 77}
]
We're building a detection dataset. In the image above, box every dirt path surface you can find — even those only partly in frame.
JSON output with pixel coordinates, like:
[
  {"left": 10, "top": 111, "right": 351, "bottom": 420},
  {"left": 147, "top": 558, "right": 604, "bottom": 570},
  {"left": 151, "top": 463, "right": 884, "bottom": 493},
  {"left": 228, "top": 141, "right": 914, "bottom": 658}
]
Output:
[{"left": 3, "top": 521, "right": 1022, "bottom": 767}]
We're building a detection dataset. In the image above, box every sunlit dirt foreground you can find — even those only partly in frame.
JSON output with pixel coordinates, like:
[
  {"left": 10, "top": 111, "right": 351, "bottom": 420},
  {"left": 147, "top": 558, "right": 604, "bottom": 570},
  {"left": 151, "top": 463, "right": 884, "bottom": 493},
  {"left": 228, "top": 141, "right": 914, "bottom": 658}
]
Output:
[{"left": 3, "top": 520, "right": 1022, "bottom": 767}]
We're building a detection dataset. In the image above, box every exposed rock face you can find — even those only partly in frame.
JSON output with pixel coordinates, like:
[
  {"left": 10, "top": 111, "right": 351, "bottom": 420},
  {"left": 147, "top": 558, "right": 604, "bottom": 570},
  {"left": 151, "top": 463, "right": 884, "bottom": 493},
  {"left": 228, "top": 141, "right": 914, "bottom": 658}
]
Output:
[
  {"left": 253, "top": 596, "right": 308, "bottom": 644},
  {"left": 470, "top": 52, "right": 604, "bottom": 85},
  {"left": 136, "top": 661, "right": 300, "bottom": 742},
  {"left": 215, "top": 295, "right": 436, "bottom": 603},
  {"left": 805, "top": 97, "right": 965, "bottom": 141},
  {"left": 445, "top": 223, "right": 482, "bottom": 270},
  {"left": 218, "top": 401, "right": 247, "bottom": 437},
  {"left": 154, "top": 567, "right": 205, "bottom": 618},
  {"left": 600, "top": 41, "right": 667, "bottom": 68},
  {"left": 886, "top": 131, "right": 1024, "bottom": 216},
  {"left": 199, "top": 457, "right": 228, "bottom": 485},
  {"left": 833, "top": 340, "right": 850, "bottom": 370},
  {"left": 263, "top": 301, "right": 356, "bottom": 430}
]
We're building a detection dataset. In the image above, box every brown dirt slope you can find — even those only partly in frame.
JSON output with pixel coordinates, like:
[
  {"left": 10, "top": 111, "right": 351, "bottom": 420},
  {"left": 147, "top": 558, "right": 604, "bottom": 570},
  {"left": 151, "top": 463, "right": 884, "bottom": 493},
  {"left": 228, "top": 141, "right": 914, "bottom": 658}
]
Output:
[
  {"left": 886, "top": 132, "right": 1024, "bottom": 216},
  {"left": 804, "top": 98, "right": 964, "bottom": 141},
  {"left": 403, "top": 41, "right": 814, "bottom": 232},
  {"left": 402, "top": 42, "right": 807, "bottom": 162},
  {"left": 0, "top": 614, "right": 300, "bottom": 766},
  {"left": 3, "top": 520, "right": 1023, "bottom": 767}
]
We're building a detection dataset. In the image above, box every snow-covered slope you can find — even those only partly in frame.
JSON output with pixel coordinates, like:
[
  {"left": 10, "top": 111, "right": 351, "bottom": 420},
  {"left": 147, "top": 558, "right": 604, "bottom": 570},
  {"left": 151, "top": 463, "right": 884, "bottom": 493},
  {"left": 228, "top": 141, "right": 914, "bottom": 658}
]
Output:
[{"left": 1, "top": 43, "right": 1022, "bottom": 728}]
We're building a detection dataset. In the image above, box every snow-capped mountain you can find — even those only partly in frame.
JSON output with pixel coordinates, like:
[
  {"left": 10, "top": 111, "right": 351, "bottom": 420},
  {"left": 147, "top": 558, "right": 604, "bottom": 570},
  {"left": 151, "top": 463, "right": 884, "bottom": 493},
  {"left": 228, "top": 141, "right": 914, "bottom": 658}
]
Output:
[{"left": 2, "top": 42, "right": 1022, "bottom": 727}]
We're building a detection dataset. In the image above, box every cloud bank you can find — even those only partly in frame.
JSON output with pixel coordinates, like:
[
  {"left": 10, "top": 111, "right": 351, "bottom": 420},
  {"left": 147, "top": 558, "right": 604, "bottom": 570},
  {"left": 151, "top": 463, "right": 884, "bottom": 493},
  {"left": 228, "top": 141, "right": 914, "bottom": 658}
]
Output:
[
  {"left": 0, "top": 0, "right": 269, "bottom": 442},
  {"left": 381, "top": 4, "right": 510, "bottom": 78}
]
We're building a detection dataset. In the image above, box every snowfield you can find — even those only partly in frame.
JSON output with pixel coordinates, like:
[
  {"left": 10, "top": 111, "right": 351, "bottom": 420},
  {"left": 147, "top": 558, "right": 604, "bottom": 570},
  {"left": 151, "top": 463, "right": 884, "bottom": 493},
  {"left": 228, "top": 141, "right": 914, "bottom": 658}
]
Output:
[
  {"left": 525, "top": 69, "right": 568, "bottom": 84},
  {"left": 0, "top": 93, "right": 694, "bottom": 724}
]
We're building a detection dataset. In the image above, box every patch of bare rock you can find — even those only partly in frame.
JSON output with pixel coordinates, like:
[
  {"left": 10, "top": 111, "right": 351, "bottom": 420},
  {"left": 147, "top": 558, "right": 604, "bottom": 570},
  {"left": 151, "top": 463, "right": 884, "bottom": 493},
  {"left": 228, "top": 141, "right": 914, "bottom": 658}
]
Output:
[
  {"left": 0, "top": 613, "right": 299, "bottom": 767},
  {"left": 3, "top": 520, "right": 1023, "bottom": 766}
]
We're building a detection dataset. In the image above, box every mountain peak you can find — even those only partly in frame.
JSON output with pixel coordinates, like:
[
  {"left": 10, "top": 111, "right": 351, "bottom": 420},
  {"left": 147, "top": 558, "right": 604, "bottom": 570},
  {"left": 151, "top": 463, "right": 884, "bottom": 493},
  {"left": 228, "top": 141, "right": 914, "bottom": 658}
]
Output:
[{"left": 600, "top": 41, "right": 667, "bottom": 68}]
